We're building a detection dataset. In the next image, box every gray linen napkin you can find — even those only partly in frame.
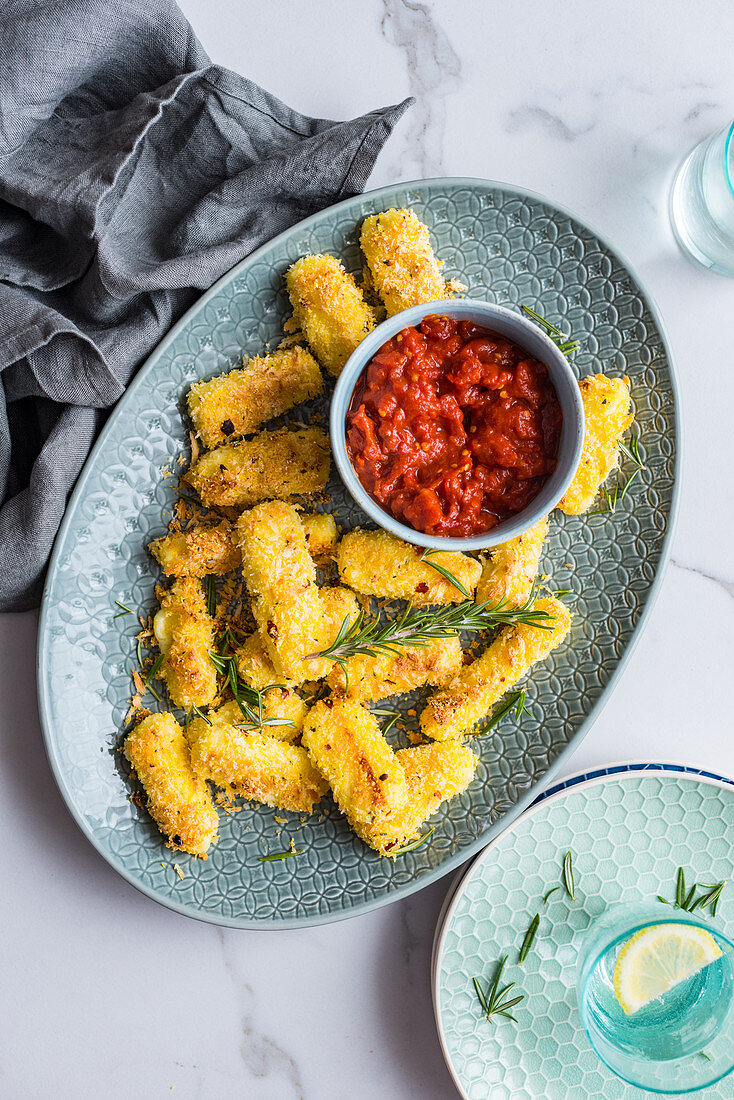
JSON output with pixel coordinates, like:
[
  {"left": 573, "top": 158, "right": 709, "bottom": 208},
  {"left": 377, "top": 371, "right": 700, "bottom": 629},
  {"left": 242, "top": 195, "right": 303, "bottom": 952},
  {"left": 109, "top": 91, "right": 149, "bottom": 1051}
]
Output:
[{"left": 0, "top": 0, "right": 411, "bottom": 610}]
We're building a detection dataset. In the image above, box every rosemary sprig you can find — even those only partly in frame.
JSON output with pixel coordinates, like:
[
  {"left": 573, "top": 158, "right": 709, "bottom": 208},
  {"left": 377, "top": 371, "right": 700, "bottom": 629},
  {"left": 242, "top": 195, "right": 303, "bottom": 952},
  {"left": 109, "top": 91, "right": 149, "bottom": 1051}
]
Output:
[
  {"left": 563, "top": 851, "right": 576, "bottom": 900},
  {"left": 543, "top": 886, "right": 562, "bottom": 905},
  {"left": 208, "top": 639, "right": 275, "bottom": 728},
  {"left": 420, "top": 549, "right": 472, "bottom": 599},
  {"left": 391, "top": 826, "right": 435, "bottom": 856},
  {"left": 114, "top": 600, "right": 133, "bottom": 619},
  {"left": 588, "top": 432, "right": 645, "bottom": 515},
  {"left": 206, "top": 575, "right": 216, "bottom": 617},
  {"left": 188, "top": 703, "right": 211, "bottom": 726},
  {"left": 518, "top": 913, "right": 540, "bottom": 965},
  {"left": 306, "top": 584, "right": 553, "bottom": 666},
  {"left": 258, "top": 848, "right": 304, "bottom": 862},
  {"left": 521, "top": 305, "right": 580, "bottom": 358},
  {"left": 473, "top": 955, "right": 524, "bottom": 1024},
  {"left": 662, "top": 868, "right": 726, "bottom": 916},
  {"left": 476, "top": 690, "right": 526, "bottom": 736}
]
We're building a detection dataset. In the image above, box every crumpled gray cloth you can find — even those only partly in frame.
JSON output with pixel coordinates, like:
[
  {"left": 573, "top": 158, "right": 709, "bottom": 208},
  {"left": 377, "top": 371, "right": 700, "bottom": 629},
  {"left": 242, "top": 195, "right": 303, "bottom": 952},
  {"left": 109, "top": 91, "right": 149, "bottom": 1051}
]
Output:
[{"left": 0, "top": 0, "right": 411, "bottom": 610}]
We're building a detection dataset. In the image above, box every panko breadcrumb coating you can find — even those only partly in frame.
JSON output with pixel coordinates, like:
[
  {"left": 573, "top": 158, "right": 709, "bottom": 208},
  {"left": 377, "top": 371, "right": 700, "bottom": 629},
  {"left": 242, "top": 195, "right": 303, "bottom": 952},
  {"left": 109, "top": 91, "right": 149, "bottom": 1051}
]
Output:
[
  {"left": 353, "top": 741, "right": 478, "bottom": 856},
  {"left": 236, "top": 501, "right": 331, "bottom": 683},
  {"left": 285, "top": 254, "right": 376, "bottom": 377},
  {"left": 186, "top": 426, "right": 330, "bottom": 507},
  {"left": 558, "top": 375, "right": 633, "bottom": 515},
  {"left": 337, "top": 529, "right": 481, "bottom": 604},
  {"left": 301, "top": 512, "right": 338, "bottom": 560},
  {"left": 302, "top": 699, "right": 408, "bottom": 826},
  {"left": 421, "top": 596, "right": 572, "bottom": 741},
  {"left": 360, "top": 208, "right": 447, "bottom": 316},
  {"left": 475, "top": 517, "right": 549, "bottom": 608},
  {"left": 153, "top": 577, "right": 217, "bottom": 708},
  {"left": 188, "top": 716, "right": 326, "bottom": 812},
  {"left": 149, "top": 520, "right": 240, "bottom": 577},
  {"left": 124, "top": 712, "right": 218, "bottom": 857},
  {"left": 187, "top": 346, "right": 322, "bottom": 449},
  {"left": 327, "top": 634, "right": 463, "bottom": 703}
]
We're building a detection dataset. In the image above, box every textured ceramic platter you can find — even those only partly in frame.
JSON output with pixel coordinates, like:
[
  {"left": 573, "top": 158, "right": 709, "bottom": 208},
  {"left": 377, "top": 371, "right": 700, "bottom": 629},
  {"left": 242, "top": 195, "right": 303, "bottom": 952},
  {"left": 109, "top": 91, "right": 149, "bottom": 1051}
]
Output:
[
  {"left": 434, "top": 769, "right": 734, "bottom": 1099},
  {"left": 38, "top": 177, "right": 679, "bottom": 928}
]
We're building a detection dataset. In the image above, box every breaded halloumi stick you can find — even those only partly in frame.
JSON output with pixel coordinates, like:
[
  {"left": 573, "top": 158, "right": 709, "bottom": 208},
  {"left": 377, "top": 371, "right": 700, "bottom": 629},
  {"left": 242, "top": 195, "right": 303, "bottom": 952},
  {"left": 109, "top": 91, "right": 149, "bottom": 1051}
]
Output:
[
  {"left": 337, "top": 529, "right": 481, "bottom": 604},
  {"left": 302, "top": 699, "right": 408, "bottom": 826},
  {"left": 360, "top": 208, "right": 447, "bottom": 316},
  {"left": 327, "top": 635, "right": 463, "bottom": 703},
  {"left": 186, "top": 426, "right": 330, "bottom": 508},
  {"left": 124, "top": 712, "right": 218, "bottom": 858},
  {"left": 236, "top": 501, "right": 331, "bottom": 683},
  {"left": 286, "top": 254, "right": 376, "bottom": 377},
  {"left": 353, "top": 741, "right": 478, "bottom": 856},
  {"left": 475, "top": 517, "right": 548, "bottom": 608},
  {"left": 301, "top": 512, "right": 338, "bottom": 561},
  {"left": 187, "top": 346, "right": 322, "bottom": 449},
  {"left": 421, "top": 596, "right": 572, "bottom": 741},
  {"left": 558, "top": 375, "right": 633, "bottom": 515},
  {"left": 153, "top": 577, "right": 217, "bottom": 708},
  {"left": 235, "top": 586, "right": 360, "bottom": 690},
  {"left": 188, "top": 716, "right": 326, "bottom": 812},
  {"left": 149, "top": 520, "right": 240, "bottom": 577},
  {"left": 207, "top": 694, "right": 306, "bottom": 743}
]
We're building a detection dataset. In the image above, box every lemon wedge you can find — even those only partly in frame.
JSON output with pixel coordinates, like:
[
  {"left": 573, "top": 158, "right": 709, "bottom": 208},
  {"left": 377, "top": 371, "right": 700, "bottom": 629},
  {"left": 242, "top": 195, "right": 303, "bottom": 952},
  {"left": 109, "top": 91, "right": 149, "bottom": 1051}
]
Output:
[{"left": 613, "top": 923, "right": 723, "bottom": 1015}]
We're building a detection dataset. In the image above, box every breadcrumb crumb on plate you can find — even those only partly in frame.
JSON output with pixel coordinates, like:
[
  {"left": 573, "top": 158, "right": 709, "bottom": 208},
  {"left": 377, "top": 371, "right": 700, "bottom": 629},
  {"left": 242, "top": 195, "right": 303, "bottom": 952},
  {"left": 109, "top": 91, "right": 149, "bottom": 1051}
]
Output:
[
  {"left": 124, "top": 712, "right": 218, "bottom": 858},
  {"left": 337, "top": 529, "right": 481, "bottom": 604},
  {"left": 186, "top": 426, "right": 330, "bottom": 508},
  {"left": 421, "top": 596, "right": 572, "bottom": 741},
  {"left": 558, "top": 375, "right": 633, "bottom": 515},
  {"left": 187, "top": 346, "right": 323, "bottom": 448}
]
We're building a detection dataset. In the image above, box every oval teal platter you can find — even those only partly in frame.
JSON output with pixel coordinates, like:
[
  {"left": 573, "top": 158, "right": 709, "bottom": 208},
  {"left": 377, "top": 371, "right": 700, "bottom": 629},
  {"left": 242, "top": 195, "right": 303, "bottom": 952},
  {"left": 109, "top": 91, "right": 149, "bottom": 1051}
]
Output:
[
  {"left": 37, "top": 178, "right": 680, "bottom": 929},
  {"left": 433, "top": 767, "right": 734, "bottom": 1099}
]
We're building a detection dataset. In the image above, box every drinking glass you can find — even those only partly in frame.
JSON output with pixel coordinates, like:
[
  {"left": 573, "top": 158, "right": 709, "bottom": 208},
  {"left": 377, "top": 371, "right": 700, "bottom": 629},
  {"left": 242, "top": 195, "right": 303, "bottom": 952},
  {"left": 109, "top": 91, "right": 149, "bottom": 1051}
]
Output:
[
  {"left": 670, "top": 121, "right": 734, "bottom": 276},
  {"left": 577, "top": 900, "right": 734, "bottom": 1093}
]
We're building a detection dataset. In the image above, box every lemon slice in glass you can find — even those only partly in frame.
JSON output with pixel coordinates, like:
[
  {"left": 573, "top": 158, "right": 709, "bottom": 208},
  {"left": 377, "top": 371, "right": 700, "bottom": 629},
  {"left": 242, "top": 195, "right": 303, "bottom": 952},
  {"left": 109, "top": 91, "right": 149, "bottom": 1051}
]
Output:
[{"left": 613, "top": 923, "right": 723, "bottom": 1015}]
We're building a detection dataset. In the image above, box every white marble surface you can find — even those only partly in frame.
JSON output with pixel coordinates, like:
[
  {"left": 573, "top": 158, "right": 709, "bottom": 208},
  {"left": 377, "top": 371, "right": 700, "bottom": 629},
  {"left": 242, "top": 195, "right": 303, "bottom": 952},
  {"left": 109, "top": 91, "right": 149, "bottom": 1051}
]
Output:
[{"left": 3, "top": 2, "right": 734, "bottom": 1097}]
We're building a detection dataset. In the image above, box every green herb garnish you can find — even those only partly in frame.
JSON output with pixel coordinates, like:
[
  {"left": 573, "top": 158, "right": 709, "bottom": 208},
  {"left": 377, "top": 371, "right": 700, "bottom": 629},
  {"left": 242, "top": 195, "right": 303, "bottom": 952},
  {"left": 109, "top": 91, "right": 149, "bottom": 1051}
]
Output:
[
  {"left": 521, "top": 305, "right": 580, "bottom": 358},
  {"left": 663, "top": 868, "right": 726, "bottom": 916},
  {"left": 188, "top": 703, "right": 211, "bottom": 726},
  {"left": 473, "top": 955, "right": 524, "bottom": 1023},
  {"left": 543, "top": 886, "right": 562, "bottom": 905},
  {"left": 143, "top": 652, "right": 165, "bottom": 702},
  {"left": 114, "top": 600, "right": 133, "bottom": 619},
  {"left": 518, "top": 913, "right": 540, "bottom": 965},
  {"left": 420, "top": 549, "right": 472, "bottom": 599},
  {"left": 588, "top": 433, "right": 645, "bottom": 515},
  {"left": 307, "top": 584, "right": 553, "bottom": 672},
  {"left": 206, "top": 575, "right": 216, "bottom": 617},
  {"left": 258, "top": 848, "right": 304, "bottom": 863},
  {"left": 372, "top": 707, "right": 401, "bottom": 736},
  {"left": 563, "top": 851, "right": 576, "bottom": 900},
  {"left": 390, "top": 826, "right": 436, "bottom": 856},
  {"left": 476, "top": 690, "right": 526, "bottom": 736},
  {"left": 209, "top": 632, "right": 280, "bottom": 728}
]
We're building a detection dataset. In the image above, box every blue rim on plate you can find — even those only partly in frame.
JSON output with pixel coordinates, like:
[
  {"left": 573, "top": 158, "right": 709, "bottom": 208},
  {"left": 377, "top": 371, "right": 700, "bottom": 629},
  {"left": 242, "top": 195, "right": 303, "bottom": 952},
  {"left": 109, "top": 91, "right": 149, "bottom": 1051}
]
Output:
[
  {"left": 37, "top": 177, "right": 680, "bottom": 928},
  {"left": 433, "top": 764, "right": 734, "bottom": 1099}
]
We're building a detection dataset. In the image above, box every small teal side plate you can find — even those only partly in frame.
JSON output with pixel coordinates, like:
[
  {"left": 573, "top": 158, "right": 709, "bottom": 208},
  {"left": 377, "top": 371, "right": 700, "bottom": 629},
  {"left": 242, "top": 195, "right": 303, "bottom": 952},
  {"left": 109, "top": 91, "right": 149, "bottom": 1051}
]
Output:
[
  {"left": 433, "top": 769, "right": 734, "bottom": 1099},
  {"left": 37, "top": 178, "right": 679, "bottom": 928}
]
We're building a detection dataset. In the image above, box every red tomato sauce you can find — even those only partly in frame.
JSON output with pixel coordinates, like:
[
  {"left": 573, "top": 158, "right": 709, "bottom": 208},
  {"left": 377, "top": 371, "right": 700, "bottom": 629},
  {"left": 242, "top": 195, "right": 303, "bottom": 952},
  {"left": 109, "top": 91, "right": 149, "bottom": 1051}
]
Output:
[{"left": 346, "top": 315, "right": 562, "bottom": 538}]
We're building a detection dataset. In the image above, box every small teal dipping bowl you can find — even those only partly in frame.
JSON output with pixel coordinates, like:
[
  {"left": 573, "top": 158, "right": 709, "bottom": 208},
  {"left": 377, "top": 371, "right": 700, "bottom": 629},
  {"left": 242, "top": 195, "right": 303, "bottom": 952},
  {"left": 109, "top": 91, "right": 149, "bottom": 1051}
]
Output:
[{"left": 330, "top": 299, "right": 585, "bottom": 552}]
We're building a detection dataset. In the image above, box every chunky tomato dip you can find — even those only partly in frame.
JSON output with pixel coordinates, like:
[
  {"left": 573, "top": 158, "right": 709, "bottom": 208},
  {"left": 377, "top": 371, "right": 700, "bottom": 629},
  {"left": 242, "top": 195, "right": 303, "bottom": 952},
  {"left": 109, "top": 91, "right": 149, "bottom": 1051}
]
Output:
[{"left": 346, "top": 315, "right": 562, "bottom": 538}]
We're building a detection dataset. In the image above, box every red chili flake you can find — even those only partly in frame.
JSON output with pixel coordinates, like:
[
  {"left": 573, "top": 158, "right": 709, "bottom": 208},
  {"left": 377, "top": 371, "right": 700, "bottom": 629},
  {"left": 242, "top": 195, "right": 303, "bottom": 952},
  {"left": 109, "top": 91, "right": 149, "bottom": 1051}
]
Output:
[{"left": 415, "top": 582, "right": 429, "bottom": 594}]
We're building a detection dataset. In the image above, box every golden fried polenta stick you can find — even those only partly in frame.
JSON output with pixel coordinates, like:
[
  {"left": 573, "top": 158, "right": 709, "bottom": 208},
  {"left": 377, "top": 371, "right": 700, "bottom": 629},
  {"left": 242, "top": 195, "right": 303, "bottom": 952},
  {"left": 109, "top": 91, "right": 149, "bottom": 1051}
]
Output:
[
  {"left": 420, "top": 596, "right": 571, "bottom": 740},
  {"left": 187, "top": 346, "right": 322, "bottom": 449},
  {"left": 360, "top": 208, "right": 447, "bottom": 316},
  {"left": 337, "top": 529, "right": 482, "bottom": 605},
  {"left": 285, "top": 254, "right": 376, "bottom": 377},
  {"left": 188, "top": 716, "right": 326, "bottom": 812},
  {"left": 302, "top": 699, "right": 408, "bottom": 826},
  {"left": 353, "top": 741, "right": 478, "bottom": 856},
  {"left": 153, "top": 577, "right": 217, "bottom": 708},
  {"left": 186, "top": 426, "right": 330, "bottom": 508},
  {"left": 301, "top": 512, "right": 338, "bottom": 561},
  {"left": 475, "top": 517, "right": 549, "bottom": 608},
  {"left": 558, "top": 375, "right": 633, "bottom": 515},
  {"left": 235, "top": 586, "right": 360, "bottom": 690},
  {"left": 207, "top": 693, "right": 306, "bottom": 743},
  {"left": 236, "top": 501, "right": 331, "bottom": 683},
  {"left": 149, "top": 520, "right": 240, "bottom": 577},
  {"left": 124, "top": 712, "right": 218, "bottom": 857},
  {"left": 327, "top": 635, "right": 463, "bottom": 703}
]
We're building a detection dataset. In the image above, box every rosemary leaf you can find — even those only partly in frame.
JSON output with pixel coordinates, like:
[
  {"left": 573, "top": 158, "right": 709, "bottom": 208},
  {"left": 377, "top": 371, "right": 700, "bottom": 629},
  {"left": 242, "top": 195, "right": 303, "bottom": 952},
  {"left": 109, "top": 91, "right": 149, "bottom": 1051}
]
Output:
[
  {"left": 420, "top": 549, "right": 472, "bottom": 599},
  {"left": 206, "top": 575, "right": 216, "bottom": 617},
  {"left": 563, "top": 851, "right": 575, "bottom": 900},
  {"left": 476, "top": 690, "right": 526, "bottom": 736},
  {"left": 518, "top": 913, "right": 540, "bottom": 965},
  {"left": 676, "top": 867, "right": 686, "bottom": 908},
  {"left": 543, "top": 886, "right": 562, "bottom": 905},
  {"left": 114, "top": 600, "right": 133, "bottom": 619},
  {"left": 258, "top": 848, "right": 304, "bottom": 863},
  {"left": 391, "top": 826, "right": 435, "bottom": 856},
  {"left": 472, "top": 955, "right": 525, "bottom": 1024},
  {"left": 521, "top": 305, "right": 579, "bottom": 360}
]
